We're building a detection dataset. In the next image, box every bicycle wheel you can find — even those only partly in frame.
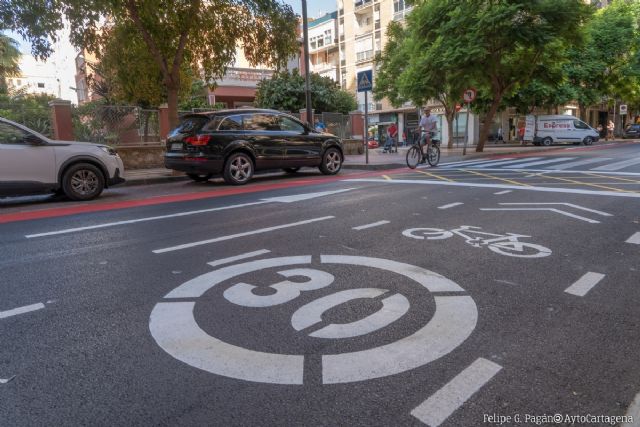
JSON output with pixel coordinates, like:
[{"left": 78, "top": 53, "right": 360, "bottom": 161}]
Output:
[
  {"left": 402, "top": 228, "right": 453, "bottom": 240},
  {"left": 427, "top": 144, "right": 440, "bottom": 166},
  {"left": 406, "top": 146, "right": 422, "bottom": 169},
  {"left": 488, "top": 241, "right": 552, "bottom": 258}
]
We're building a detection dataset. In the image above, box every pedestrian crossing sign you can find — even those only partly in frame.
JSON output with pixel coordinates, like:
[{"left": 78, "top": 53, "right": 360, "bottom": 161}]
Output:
[{"left": 357, "top": 70, "right": 373, "bottom": 92}]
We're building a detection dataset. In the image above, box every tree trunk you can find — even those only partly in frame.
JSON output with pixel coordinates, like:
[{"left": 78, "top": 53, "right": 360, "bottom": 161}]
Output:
[
  {"left": 446, "top": 111, "right": 455, "bottom": 149},
  {"left": 167, "top": 83, "right": 180, "bottom": 130},
  {"left": 476, "top": 96, "right": 502, "bottom": 152}
]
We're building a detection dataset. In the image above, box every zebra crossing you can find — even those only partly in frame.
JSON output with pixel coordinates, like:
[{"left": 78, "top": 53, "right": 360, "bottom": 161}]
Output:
[{"left": 440, "top": 156, "right": 640, "bottom": 174}]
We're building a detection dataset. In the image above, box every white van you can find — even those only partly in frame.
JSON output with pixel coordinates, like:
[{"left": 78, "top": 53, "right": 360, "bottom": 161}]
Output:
[{"left": 524, "top": 115, "right": 599, "bottom": 146}]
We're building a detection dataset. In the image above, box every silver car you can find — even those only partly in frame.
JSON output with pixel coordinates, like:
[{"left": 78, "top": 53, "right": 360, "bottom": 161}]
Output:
[{"left": 0, "top": 117, "right": 125, "bottom": 200}]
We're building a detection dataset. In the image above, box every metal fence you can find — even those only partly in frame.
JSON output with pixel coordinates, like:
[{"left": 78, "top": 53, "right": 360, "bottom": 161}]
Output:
[
  {"left": 286, "top": 112, "right": 353, "bottom": 139},
  {"left": 0, "top": 103, "right": 53, "bottom": 138},
  {"left": 73, "top": 105, "right": 159, "bottom": 145}
]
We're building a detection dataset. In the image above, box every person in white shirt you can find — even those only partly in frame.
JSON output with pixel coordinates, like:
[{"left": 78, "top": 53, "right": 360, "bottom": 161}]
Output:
[{"left": 418, "top": 108, "right": 438, "bottom": 145}]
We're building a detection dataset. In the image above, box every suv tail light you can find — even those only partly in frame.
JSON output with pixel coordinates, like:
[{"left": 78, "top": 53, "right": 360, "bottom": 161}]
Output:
[{"left": 185, "top": 135, "right": 211, "bottom": 146}]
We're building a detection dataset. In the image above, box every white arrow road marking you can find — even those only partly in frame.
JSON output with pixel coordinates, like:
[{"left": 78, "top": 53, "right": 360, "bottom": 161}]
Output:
[
  {"left": 496, "top": 203, "right": 612, "bottom": 217},
  {"left": 153, "top": 216, "right": 334, "bottom": 254},
  {"left": 626, "top": 232, "right": 640, "bottom": 245},
  {"left": 352, "top": 220, "right": 390, "bottom": 230},
  {"left": 26, "top": 188, "right": 355, "bottom": 238},
  {"left": 411, "top": 358, "right": 502, "bottom": 427},
  {"left": 0, "top": 303, "right": 45, "bottom": 319},
  {"left": 344, "top": 179, "right": 640, "bottom": 199},
  {"left": 207, "top": 249, "right": 271, "bottom": 268},
  {"left": 564, "top": 272, "right": 606, "bottom": 297},
  {"left": 480, "top": 208, "right": 601, "bottom": 223}
]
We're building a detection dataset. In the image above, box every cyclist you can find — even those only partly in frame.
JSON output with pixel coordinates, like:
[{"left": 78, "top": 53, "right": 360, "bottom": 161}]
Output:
[{"left": 418, "top": 108, "right": 438, "bottom": 161}]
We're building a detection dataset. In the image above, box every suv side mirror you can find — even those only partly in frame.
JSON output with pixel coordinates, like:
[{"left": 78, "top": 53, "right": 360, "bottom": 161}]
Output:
[{"left": 24, "top": 134, "right": 44, "bottom": 145}]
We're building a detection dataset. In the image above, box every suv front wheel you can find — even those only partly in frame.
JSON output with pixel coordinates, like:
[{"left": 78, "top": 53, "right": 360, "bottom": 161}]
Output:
[
  {"left": 62, "top": 163, "right": 105, "bottom": 201},
  {"left": 319, "top": 147, "right": 342, "bottom": 175}
]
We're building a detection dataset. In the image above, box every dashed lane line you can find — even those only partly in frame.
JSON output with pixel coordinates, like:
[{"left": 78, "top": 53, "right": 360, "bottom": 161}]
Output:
[
  {"left": 352, "top": 220, "right": 391, "bottom": 230},
  {"left": 411, "top": 358, "right": 502, "bottom": 427},
  {"left": 0, "top": 303, "right": 46, "bottom": 319},
  {"left": 207, "top": 250, "right": 271, "bottom": 268},
  {"left": 626, "top": 232, "right": 640, "bottom": 245},
  {"left": 153, "top": 216, "right": 335, "bottom": 254},
  {"left": 438, "top": 203, "right": 464, "bottom": 210},
  {"left": 564, "top": 272, "right": 606, "bottom": 297},
  {"left": 494, "top": 190, "right": 512, "bottom": 195}
]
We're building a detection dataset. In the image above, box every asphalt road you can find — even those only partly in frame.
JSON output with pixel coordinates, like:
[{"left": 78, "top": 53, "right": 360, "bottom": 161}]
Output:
[{"left": 1, "top": 142, "right": 639, "bottom": 426}]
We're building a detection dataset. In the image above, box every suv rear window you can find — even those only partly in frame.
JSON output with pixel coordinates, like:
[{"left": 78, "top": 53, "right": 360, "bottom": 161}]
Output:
[{"left": 170, "top": 116, "right": 209, "bottom": 135}]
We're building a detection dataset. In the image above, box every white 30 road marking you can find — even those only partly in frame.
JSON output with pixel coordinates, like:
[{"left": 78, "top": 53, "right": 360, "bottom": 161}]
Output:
[
  {"left": 411, "top": 358, "right": 502, "bottom": 427},
  {"left": 0, "top": 303, "right": 45, "bottom": 319},
  {"left": 626, "top": 232, "right": 640, "bottom": 245},
  {"left": 153, "top": 216, "right": 334, "bottom": 253},
  {"left": 564, "top": 272, "right": 606, "bottom": 297},
  {"left": 352, "top": 220, "right": 390, "bottom": 230},
  {"left": 150, "top": 255, "right": 477, "bottom": 385},
  {"left": 25, "top": 188, "right": 355, "bottom": 239}
]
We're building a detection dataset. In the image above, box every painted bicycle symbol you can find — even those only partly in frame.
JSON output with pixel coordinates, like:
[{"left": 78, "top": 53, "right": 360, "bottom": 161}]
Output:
[{"left": 402, "top": 225, "right": 552, "bottom": 258}]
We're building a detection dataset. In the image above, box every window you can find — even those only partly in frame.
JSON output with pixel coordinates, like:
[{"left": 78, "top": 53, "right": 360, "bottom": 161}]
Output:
[
  {"left": 279, "top": 116, "right": 305, "bottom": 133},
  {"left": 37, "top": 82, "right": 45, "bottom": 88},
  {"left": 244, "top": 114, "right": 279, "bottom": 131},
  {"left": 218, "top": 115, "right": 243, "bottom": 131},
  {"left": 169, "top": 116, "right": 209, "bottom": 135},
  {"left": 324, "top": 29, "right": 332, "bottom": 45},
  {"left": 16, "top": 79, "right": 22, "bottom": 86},
  {"left": 573, "top": 120, "right": 589, "bottom": 130},
  {"left": 0, "top": 122, "right": 29, "bottom": 145}
]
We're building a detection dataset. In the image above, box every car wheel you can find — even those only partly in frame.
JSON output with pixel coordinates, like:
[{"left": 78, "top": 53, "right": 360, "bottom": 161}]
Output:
[
  {"left": 223, "top": 152, "right": 253, "bottom": 185},
  {"left": 542, "top": 137, "right": 553, "bottom": 146},
  {"left": 319, "top": 147, "right": 342, "bottom": 175},
  {"left": 62, "top": 163, "right": 105, "bottom": 201},
  {"left": 583, "top": 136, "right": 594, "bottom": 145},
  {"left": 187, "top": 173, "right": 213, "bottom": 182},
  {"left": 283, "top": 167, "right": 300, "bottom": 174}
]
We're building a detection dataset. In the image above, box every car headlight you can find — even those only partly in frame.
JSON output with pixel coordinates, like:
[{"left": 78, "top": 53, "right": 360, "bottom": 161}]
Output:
[{"left": 99, "top": 146, "right": 118, "bottom": 156}]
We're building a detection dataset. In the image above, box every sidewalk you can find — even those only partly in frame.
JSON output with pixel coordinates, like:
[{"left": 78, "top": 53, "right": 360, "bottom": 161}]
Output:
[{"left": 121, "top": 141, "right": 627, "bottom": 186}]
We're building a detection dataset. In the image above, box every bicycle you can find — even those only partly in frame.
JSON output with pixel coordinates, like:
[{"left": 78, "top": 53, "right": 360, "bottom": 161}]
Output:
[
  {"left": 402, "top": 225, "right": 552, "bottom": 258},
  {"left": 406, "top": 130, "right": 440, "bottom": 169}
]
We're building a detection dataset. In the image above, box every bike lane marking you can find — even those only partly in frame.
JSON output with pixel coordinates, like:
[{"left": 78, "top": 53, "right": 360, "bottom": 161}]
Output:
[
  {"left": 438, "top": 203, "right": 463, "bottom": 210},
  {"left": 410, "top": 358, "right": 502, "bottom": 427},
  {"left": 626, "top": 232, "right": 640, "bottom": 245},
  {"left": 352, "top": 220, "right": 390, "bottom": 230},
  {"left": 152, "top": 216, "right": 334, "bottom": 254},
  {"left": 564, "top": 272, "right": 606, "bottom": 297}
]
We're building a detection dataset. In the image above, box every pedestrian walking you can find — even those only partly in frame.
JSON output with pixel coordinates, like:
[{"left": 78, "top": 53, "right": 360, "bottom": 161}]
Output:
[
  {"left": 518, "top": 126, "right": 525, "bottom": 145},
  {"left": 606, "top": 120, "right": 614, "bottom": 141}
]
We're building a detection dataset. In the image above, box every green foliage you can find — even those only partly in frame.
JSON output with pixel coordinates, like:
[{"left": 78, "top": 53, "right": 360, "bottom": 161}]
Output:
[
  {"left": 0, "top": 1, "right": 62, "bottom": 59},
  {"left": 178, "top": 79, "right": 211, "bottom": 111},
  {"left": 0, "top": 90, "right": 55, "bottom": 136},
  {"left": 255, "top": 70, "right": 357, "bottom": 114},
  {"left": 0, "top": 34, "right": 21, "bottom": 93}
]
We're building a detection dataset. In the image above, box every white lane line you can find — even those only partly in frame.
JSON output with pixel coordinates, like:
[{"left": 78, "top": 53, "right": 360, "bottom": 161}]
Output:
[
  {"left": 352, "top": 220, "right": 390, "bottom": 230},
  {"left": 497, "top": 203, "right": 612, "bottom": 217},
  {"left": 494, "top": 190, "right": 512, "bottom": 195},
  {"left": 207, "top": 249, "right": 271, "bottom": 268},
  {"left": 507, "top": 157, "right": 575, "bottom": 168},
  {"left": 472, "top": 157, "right": 543, "bottom": 168},
  {"left": 546, "top": 157, "right": 612, "bottom": 170},
  {"left": 438, "top": 202, "right": 464, "bottom": 210},
  {"left": 564, "top": 272, "right": 606, "bottom": 297},
  {"left": 441, "top": 167, "right": 640, "bottom": 177},
  {"left": 592, "top": 158, "right": 640, "bottom": 171},
  {"left": 440, "top": 158, "right": 514, "bottom": 168},
  {"left": 623, "top": 391, "right": 640, "bottom": 427},
  {"left": 480, "top": 208, "right": 601, "bottom": 223},
  {"left": 153, "top": 216, "right": 335, "bottom": 254},
  {"left": 626, "top": 232, "right": 640, "bottom": 245},
  {"left": 26, "top": 201, "right": 269, "bottom": 238},
  {"left": 0, "top": 303, "right": 46, "bottom": 319},
  {"left": 345, "top": 178, "right": 640, "bottom": 199},
  {"left": 411, "top": 358, "right": 502, "bottom": 427}
]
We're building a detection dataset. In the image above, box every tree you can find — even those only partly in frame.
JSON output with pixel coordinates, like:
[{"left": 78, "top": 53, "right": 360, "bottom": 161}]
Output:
[
  {"left": 398, "top": 0, "right": 591, "bottom": 151},
  {"left": 255, "top": 69, "right": 357, "bottom": 114},
  {"left": 0, "top": 2, "right": 62, "bottom": 59},
  {"left": 60, "top": 0, "right": 298, "bottom": 128},
  {"left": 0, "top": 34, "right": 21, "bottom": 93}
]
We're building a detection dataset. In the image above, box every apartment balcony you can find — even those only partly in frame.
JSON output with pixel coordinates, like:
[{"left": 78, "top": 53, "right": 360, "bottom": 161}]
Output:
[
  {"left": 214, "top": 68, "right": 274, "bottom": 88},
  {"left": 393, "top": 7, "right": 413, "bottom": 21},
  {"left": 356, "top": 23, "right": 374, "bottom": 35},
  {"left": 356, "top": 50, "right": 374, "bottom": 64},
  {"left": 309, "top": 40, "right": 339, "bottom": 54},
  {"left": 354, "top": 0, "right": 373, "bottom": 13}
]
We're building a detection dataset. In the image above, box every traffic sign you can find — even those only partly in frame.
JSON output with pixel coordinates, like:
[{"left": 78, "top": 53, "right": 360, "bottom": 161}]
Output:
[
  {"left": 357, "top": 70, "right": 373, "bottom": 92},
  {"left": 620, "top": 104, "right": 628, "bottom": 115},
  {"left": 463, "top": 88, "right": 476, "bottom": 103}
]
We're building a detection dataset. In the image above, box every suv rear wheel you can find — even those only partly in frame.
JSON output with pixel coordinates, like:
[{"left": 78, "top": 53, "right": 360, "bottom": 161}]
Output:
[
  {"left": 319, "top": 147, "right": 342, "bottom": 175},
  {"left": 223, "top": 152, "right": 253, "bottom": 185},
  {"left": 62, "top": 163, "right": 105, "bottom": 201}
]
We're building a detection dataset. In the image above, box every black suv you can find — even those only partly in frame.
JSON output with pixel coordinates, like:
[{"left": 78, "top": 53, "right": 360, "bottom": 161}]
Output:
[
  {"left": 623, "top": 124, "right": 640, "bottom": 139},
  {"left": 165, "top": 109, "right": 344, "bottom": 185}
]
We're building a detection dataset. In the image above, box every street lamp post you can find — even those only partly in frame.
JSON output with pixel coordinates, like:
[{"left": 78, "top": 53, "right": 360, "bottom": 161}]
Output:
[{"left": 301, "top": 0, "right": 313, "bottom": 127}]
